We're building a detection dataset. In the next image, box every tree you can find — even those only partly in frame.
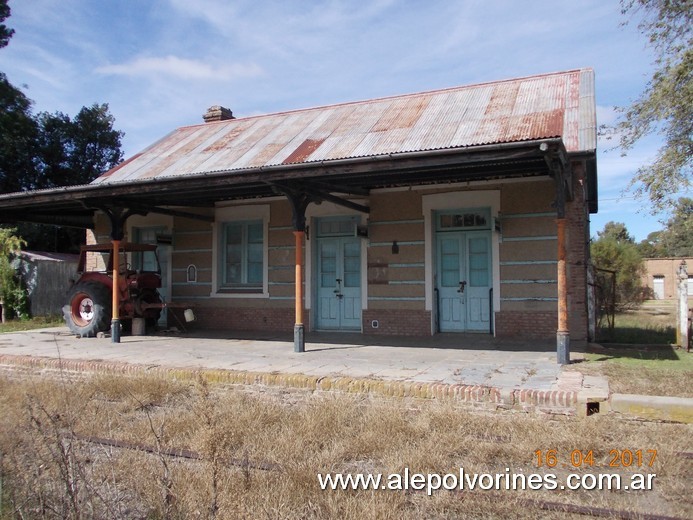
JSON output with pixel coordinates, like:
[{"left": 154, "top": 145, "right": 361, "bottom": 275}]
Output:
[
  {"left": 0, "top": 227, "right": 28, "bottom": 320},
  {"left": 0, "top": 0, "right": 13, "bottom": 49},
  {"left": 0, "top": 3, "right": 124, "bottom": 252},
  {"left": 0, "top": 2, "right": 37, "bottom": 193},
  {"left": 0, "top": 72, "right": 38, "bottom": 193},
  {"left": 659, "top": 196, "right": 693, "bottom": 256},
  {"left": 598, "top": 221, "right": 635, "bottom": 243},
  {"left": 591, "top": 222, "right": 647, "bottom": 309},
  {"left": 637, "top": 230, "right": 664, "bottom": 257},
  {"left": 637, "top": 197, "right": 693, "bottom": 256},
  {"left": 32, "top": 104, "right": 123, "bottom": 189},
  {"left": 612, "top": 0, "right": 692, "bottom": 211},
  {"left": 15, "top": 104, "right": 124, "bottom": 252}
]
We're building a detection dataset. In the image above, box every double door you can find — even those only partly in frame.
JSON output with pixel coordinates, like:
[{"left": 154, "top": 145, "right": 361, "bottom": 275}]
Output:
[
  {"left": 437, "top": 231, "right": 491, "bottom": 332},
  {"left": 316, "top": 236, "right": 361, "bottom": 331}
]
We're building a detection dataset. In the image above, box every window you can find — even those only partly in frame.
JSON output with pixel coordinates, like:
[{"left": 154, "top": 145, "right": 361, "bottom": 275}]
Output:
[
  {"left": 468, "top": 236, "right": 489, "bottom": 287},
  {"left": 212, "top": 204, "right": 269, "bottom": 298},
  {"left": 436, "top": 208, "right": 491, "bottom": 231},
  {"left": 219, "top": 220, "right": 263, "bottom": 292}
]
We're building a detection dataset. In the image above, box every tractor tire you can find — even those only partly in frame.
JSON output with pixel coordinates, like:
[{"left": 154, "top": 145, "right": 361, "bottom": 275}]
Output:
[{"left": 63, "top": 282, "right": 112, "bottom": 337}]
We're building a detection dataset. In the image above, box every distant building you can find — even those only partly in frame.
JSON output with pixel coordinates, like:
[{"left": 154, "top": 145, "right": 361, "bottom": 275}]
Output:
[{"left": 642, "top": 258, "right": 693, "bottom": 300}]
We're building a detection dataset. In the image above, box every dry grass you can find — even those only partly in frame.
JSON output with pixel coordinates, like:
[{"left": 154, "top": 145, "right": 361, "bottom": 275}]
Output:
[
  {"left": 597, "top": 300, "right": 685, "bottom": 345},
  {"left": 569, "top": 345, "right": 693, "bottom": 397},
  {"left": 0, "top": 371, "right": 691, "bottom": 519},
  {"left": 580, "top": 301, "right": 693, "bottom": 397}
]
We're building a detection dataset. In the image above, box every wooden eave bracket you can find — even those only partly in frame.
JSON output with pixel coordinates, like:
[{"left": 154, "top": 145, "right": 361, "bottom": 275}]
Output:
[
  {"left": 541, "top": 142, "right": 573, "bottom": 218},
  {"left": 98, "top": 206, "right": 146, "bottom": 241},
  {"left": 268, "top": 180, "right": 370, "bottom": 231}
]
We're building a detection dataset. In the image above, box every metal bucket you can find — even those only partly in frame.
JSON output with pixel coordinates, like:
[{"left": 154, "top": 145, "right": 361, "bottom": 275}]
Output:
[{"left": 132, "top": 317, "right": 146, "bottom": 336}]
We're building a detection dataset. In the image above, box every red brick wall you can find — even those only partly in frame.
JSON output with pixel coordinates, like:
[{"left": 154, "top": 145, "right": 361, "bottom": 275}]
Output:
[
  {"left": 495, "top": 311, "right": 557, "bottom": 339},
  {"left": 564, "top": 161, "right": 590, "bottom": 343},
  {"left": 362, "top": 309, "right": 431, "bottom": 336},
  {"left": 170, "top": 307, "right": 306, "bottom": 332}
]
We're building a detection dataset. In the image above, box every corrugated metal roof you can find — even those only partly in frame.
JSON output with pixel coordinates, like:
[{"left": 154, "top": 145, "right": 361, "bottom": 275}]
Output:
[{"left": 94, "top": 68, "right": 596, "bottom": 185}]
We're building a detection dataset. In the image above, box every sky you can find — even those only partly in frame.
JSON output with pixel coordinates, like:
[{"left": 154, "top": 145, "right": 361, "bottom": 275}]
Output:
[{"left": 0, "top": 0, "right": 681, "bottom": 241}]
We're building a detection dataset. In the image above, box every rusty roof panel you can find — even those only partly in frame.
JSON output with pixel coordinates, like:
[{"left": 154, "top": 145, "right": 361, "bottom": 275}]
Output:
[
  {"left": 282, "top": 138, "right": 326, "bottom": 165},
  {"left": 268, "top": 109, "right": 333, "bottom": 165},
  {"left": 95, "top": 69, "right": 596, "bottom": 184}
]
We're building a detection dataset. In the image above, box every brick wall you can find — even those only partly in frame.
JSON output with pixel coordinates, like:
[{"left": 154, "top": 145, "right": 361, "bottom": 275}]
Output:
[
  {"left": 362, "top": 309, "right": 431, "bottom": 336},
  {"left": 170, "top": 307, "right": 306, "bottom": 333},
  {"left": 495, "top": 311, "right": 557, "bottom": 339},
  {"left": 642, "top": 258, "right": 693, "bottom": 299},
  {"left": 564, "top": 161, "right": 590, "bottom": 342}
]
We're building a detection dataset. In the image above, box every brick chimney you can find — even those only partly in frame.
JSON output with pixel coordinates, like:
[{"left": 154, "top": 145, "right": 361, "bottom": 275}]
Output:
[{"left": 203, "top": 105, "right": 235, "bottom": 123}]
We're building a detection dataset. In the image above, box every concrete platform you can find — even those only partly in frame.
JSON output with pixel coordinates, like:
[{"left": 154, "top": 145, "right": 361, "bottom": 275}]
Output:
[{"left": 0, "top": 327, "right": 600, "bottom": 415}]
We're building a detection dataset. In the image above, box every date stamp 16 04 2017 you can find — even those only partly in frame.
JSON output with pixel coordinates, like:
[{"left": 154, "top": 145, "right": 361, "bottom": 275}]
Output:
[{"left": 534, "top": 449, "right": 657, "bottom": 468}]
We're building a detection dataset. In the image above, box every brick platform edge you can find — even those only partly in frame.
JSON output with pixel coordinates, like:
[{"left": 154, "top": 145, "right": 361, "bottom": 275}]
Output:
[{"left": 0, "top": 354, "right": 578, "bottom": 416}]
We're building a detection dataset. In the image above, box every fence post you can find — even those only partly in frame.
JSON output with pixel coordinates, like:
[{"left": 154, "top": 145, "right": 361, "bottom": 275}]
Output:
[{"left": 677, "top": 260, "right": 689, "bottom": 349}]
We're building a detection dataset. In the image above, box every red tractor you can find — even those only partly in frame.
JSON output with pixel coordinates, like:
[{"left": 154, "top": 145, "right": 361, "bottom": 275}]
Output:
[{"left": 63, "top": 243, "right": 163, "bottom": 337}]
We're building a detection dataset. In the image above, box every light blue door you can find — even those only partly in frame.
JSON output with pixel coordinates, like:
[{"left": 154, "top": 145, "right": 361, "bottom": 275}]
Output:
[
  {"left": 465, "top": 232, "right": 491, "bottom": 331},
  {"left": 436, "top": 231, "right": 491, "bottom": 332},
  {"left": 437, "top": 234, "right": 467, "bottom": 331},
  {"left": 316, "top": 236, "right": 361, "bottom": 330}
]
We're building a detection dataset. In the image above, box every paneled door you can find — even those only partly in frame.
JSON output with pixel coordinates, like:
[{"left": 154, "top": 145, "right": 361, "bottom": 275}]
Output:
[
  {"left": 436, "top": 230, "right": 491, "bottom": 332},
  {"left": 316, "top": 222, "right": 361, "bottom": 331}
]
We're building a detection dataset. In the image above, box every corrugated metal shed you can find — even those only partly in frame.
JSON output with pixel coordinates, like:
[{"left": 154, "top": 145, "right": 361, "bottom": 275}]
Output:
[{"left": 94, "top": 69, "right": 596, "bottom": 186}]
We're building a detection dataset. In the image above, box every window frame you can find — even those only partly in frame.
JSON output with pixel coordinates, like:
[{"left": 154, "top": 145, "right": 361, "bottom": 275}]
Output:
[
  {"left": 220, "top": 220, "right": 263, "bottom": 291},
  {"left": 212, "top": 204, "right": 269, "bottom": 298}
]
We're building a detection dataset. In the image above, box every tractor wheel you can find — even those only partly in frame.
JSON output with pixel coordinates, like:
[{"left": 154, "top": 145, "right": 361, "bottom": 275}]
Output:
[{"left": 63, "top": 282, "right": 112, "bottom": 337}]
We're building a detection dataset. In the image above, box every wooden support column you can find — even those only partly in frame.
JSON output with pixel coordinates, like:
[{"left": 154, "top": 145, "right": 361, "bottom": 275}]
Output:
[
  {"left": 556, "top": 217, "right": 570, "bottom": 364},
  {"left": 545, "top": 142, "right": 572, "bottom": 365},
  {"left": 294, "top": 230, "right": 305, "bottom": 352},
  {"left": 111, "top": 239, "right": 121, "bottom": 343},
  {"left": 271, "top": 187, "right": 311, "bottom": 353},
  {"left": 101, "top": 207, "right": 143, "bottom": 343}
]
